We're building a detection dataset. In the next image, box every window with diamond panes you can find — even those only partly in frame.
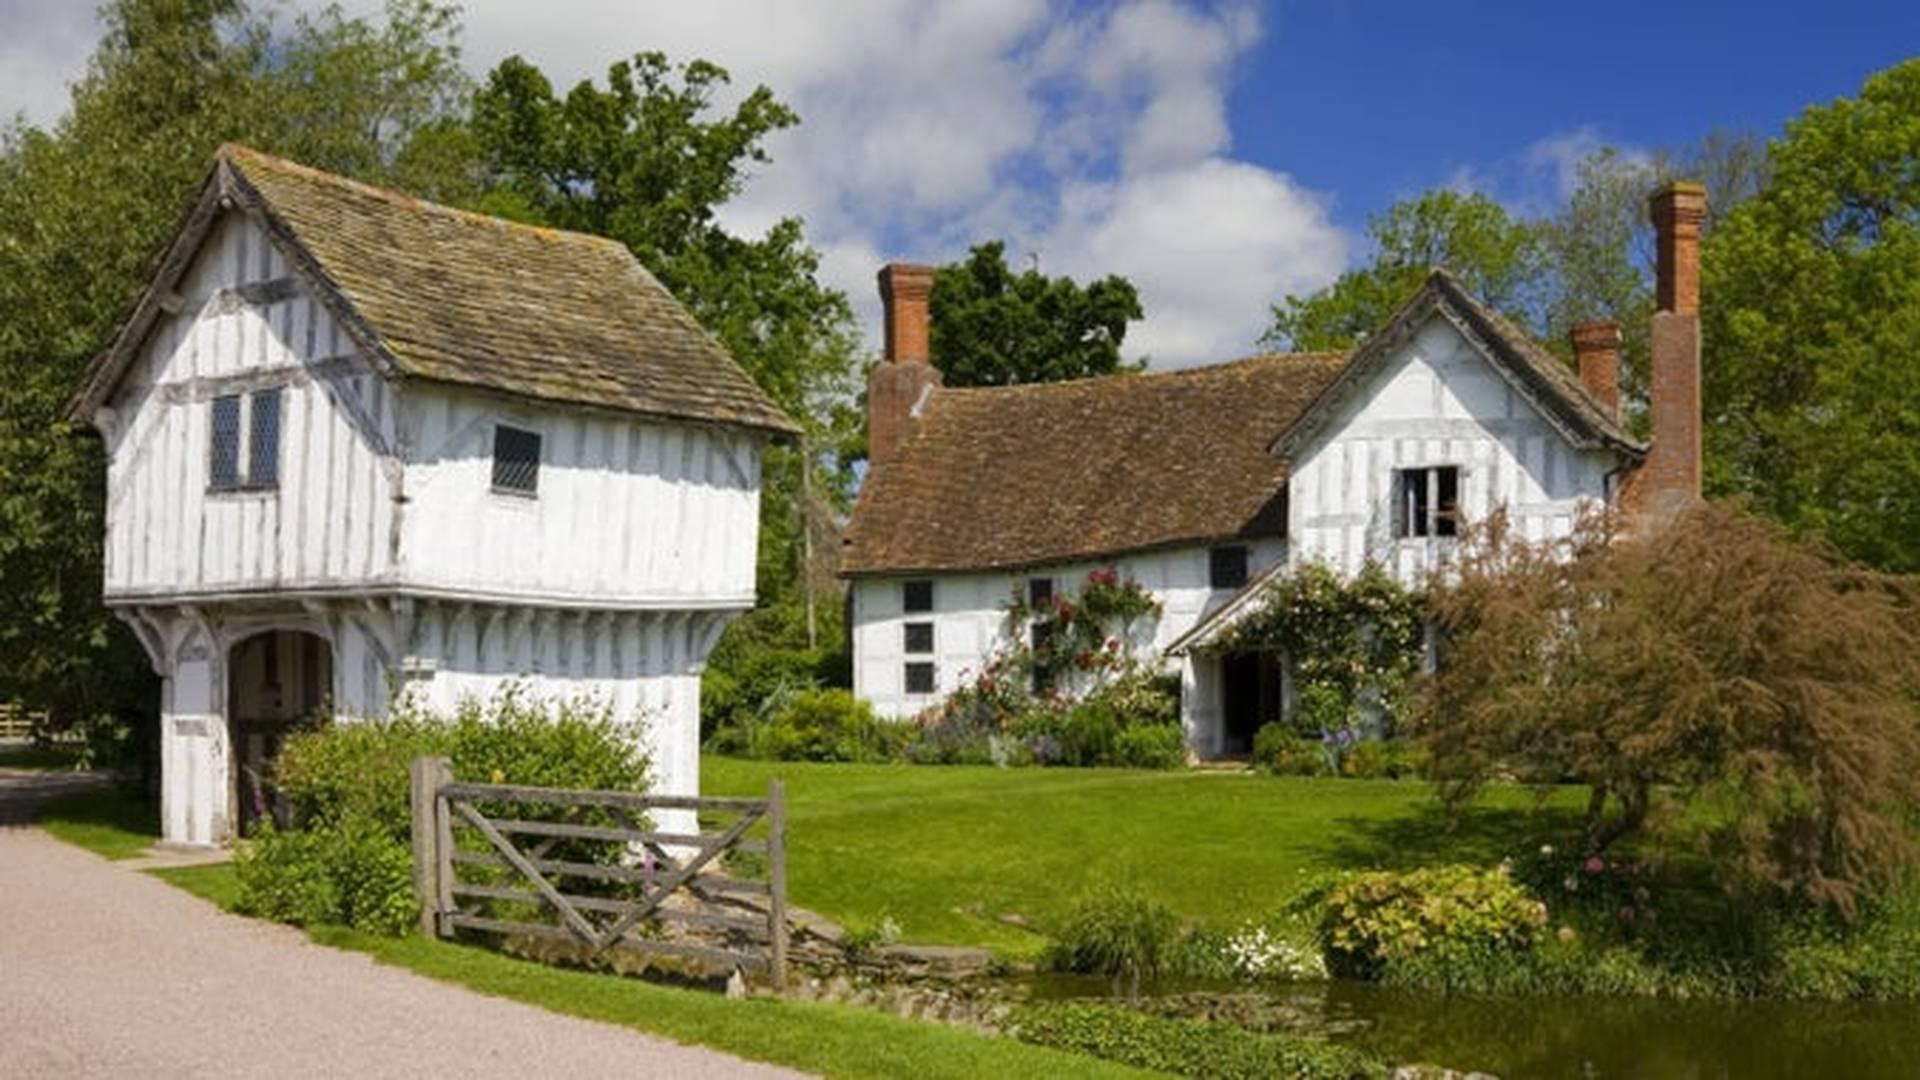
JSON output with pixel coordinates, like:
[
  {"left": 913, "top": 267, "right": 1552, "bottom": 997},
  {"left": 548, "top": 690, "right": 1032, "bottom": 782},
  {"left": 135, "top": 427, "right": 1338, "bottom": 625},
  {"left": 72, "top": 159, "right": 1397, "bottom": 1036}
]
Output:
[
  {"left": 492, "top": 425, "right": 541, "bottom": 495},
  {"left": 904, "top": 661, "right": 936, "bottom": 695},
  {"left": 904, "top": 622, "right": 934, "bottom": 654},
  {"left": 209, "top": 395, "right": 242, "bottom": 490},
  {"left": 247, "top": 388, "right": 281, "bottom": 489}
]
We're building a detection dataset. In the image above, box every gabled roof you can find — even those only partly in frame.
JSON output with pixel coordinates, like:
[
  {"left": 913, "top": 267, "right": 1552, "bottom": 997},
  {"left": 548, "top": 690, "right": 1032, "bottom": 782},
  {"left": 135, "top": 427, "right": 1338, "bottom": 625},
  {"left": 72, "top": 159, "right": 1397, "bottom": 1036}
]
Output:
[
  {"left": 72, "top": 145, "right": 797, "bottom": 436},
  {"left": 1269, "top": 269, "right": 1644, "bottom": 461},
  {"left": 840, "top": 352, "right": 1348, "bottom": 576}
]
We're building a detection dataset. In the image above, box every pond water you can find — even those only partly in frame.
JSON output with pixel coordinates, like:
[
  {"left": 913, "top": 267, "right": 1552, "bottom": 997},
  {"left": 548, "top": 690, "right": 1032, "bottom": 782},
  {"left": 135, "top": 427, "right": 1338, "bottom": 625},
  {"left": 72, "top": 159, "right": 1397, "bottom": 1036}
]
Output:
[{"left": 1023, "top": 975, "right": 1920, "bottom": 1079}]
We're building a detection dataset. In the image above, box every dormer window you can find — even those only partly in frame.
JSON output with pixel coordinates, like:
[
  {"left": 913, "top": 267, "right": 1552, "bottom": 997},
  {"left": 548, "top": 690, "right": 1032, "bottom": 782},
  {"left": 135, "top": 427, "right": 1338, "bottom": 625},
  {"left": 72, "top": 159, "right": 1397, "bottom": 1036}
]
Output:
[
  {"left": 209, "top": 388, "right": 282, "bottom": 492},
  {"left": 1396, "top": 466, "right": 1461, "bottom": 538},
  {"left": 492, "top": 425, "right": 541, "bottom": 496}
]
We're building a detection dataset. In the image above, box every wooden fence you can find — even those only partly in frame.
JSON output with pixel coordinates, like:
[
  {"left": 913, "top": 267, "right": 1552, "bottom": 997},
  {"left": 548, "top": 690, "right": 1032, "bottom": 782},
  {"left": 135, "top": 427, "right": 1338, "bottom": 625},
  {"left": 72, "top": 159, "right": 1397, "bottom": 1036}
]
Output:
[
  {"left": 408, "top": 757, "right": 787, "bottom": 988},
  {"left": 0, "top": 704, "right": 55, "bottom": 742}
]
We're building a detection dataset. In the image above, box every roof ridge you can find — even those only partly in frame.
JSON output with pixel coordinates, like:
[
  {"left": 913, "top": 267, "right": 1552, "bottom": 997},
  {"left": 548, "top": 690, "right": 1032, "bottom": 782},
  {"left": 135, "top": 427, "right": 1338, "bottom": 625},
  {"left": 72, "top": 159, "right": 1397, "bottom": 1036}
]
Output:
[
  {"left": 928, "top": 350, "right": 1351, "bottom": 399},
  {"left": 217, "top": 143, "right": 628, "bottom": 253}
]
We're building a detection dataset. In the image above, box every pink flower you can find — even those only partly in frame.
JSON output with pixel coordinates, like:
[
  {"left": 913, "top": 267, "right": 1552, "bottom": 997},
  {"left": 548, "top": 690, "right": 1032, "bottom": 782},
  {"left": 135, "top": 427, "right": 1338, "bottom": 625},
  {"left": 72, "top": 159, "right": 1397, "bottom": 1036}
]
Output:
[
  {"left": 1618, "top": 906, "right": 1635, "bottom": 922},
  {"left": 1584, "top": 856, "right": 1606, "bottom": 874}
]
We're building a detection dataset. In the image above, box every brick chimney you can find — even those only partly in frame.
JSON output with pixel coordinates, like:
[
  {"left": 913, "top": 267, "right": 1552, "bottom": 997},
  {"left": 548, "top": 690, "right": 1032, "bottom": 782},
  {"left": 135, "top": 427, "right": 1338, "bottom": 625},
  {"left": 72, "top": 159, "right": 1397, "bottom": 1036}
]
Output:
[
  {"left": 1570, "top": 321, "right": 1622, "bottom": 419},
  {"left": 868, "top": 263, "right": 942, "bottom": 469},
  {"left": 1639, "top": 181, "right": 1707, "bottom": 514}
]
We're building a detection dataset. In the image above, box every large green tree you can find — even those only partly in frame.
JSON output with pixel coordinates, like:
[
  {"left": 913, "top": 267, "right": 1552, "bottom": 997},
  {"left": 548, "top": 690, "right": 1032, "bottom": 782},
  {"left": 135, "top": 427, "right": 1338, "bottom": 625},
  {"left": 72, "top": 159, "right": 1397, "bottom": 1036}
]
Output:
[
  {"left": 1703, "top": 59, "right": 1920, "bottom": 573},
  {"left": 466, "top": 53, "right": 862, "bottom": 600},
  {"left": 928, "top": 241, "right": 1143, "bottom": 385},
  {"left": 0, "top": 0, "right": 471, "bottom": 725},
  {"left": 1263, "top": 190, "right": 1543, "bottom": 351}
]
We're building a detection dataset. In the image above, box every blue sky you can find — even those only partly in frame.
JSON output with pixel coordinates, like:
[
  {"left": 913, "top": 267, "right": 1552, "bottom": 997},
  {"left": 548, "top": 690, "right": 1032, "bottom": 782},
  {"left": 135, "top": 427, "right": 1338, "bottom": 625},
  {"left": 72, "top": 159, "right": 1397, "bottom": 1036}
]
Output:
[
  {"left": 4, "top": 1, "right": 1916, "bottom": 365},
  {"left": 1239, "top": 2, "right": 1920, "bottom": 233}
]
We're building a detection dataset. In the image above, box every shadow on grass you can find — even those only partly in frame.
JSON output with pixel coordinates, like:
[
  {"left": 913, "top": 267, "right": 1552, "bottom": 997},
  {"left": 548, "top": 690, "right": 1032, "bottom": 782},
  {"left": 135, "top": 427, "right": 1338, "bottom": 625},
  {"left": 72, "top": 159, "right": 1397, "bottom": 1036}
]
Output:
[
  {"left": 34, "top": 786, "right": 160, "bottom": 860},
  {"left": 1320, "top": 799, "right": 1586, "bottom": 871}
]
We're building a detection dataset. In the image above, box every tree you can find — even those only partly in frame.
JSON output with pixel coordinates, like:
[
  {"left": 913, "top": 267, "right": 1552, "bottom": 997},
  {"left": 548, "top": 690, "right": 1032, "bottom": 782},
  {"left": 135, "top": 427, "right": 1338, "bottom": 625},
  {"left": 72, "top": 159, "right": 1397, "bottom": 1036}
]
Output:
[
  {"left": 928, "top": 241, "right": 1143, "bottom": 386},
  {"left": 1703, "top": 59, "right": 1920, "bottom": 573},
  {"left": 1417, "top": 505, "right": 1920, "bottom": 915},
  {"left": 0, "top": 0, "right": 472, "bottom": 726},
  {"left": 1263, "top": 190, "right": 1542, "bottom": 351},
  {"left": 467, "top": 53, "right": 863, "bottom": 602}
]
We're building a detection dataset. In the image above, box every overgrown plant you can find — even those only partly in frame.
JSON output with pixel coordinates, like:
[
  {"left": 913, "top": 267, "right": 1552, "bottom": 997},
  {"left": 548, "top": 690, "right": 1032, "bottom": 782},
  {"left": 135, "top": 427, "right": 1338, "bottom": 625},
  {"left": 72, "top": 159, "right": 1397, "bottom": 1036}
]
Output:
[
  {"left": 1049, "top": 885, "right": 1182, "bottom": 1001},
  {"left": 1417, "top": 504, "right": 1920, "bottom": 915},
  {"left": 1205, "top": 561, "right": 1425, "bottom": 738}
]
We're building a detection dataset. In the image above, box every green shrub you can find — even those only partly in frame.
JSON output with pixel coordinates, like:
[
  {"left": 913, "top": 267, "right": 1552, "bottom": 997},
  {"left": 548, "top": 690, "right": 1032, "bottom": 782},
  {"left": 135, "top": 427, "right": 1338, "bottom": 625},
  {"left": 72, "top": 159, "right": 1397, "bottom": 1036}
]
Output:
[
  {"left": 700, "top": 600, "right": 849, "bottom": 744},
  {"left": 241, "top": 687, "right": 650, "bottom": 936},
  {"left": 1050, "top": 886, "right": 1182, "bottom": 998},
  {"left": 748, "top": 688, "right": 903, "bottom": 762},
  {"left": 1011, "top": 1003, "right": 1386, "bottom": 1080},
  {"left": 1254, "top": 724, "right": 1324, "bottom": 776},
  {"left": 1111, "top": 723, "right": 1186, "bottom": 769},
  {"left": 1317, "top": 864, "right": 1548, "bottom": 980}
]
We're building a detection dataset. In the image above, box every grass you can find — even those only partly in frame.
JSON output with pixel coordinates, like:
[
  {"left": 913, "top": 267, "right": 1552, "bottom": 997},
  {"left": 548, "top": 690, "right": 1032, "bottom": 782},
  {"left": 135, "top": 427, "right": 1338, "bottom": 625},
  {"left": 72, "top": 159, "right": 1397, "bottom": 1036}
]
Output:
[
  {"left": 151, "top": 861, "right": 1154, "bottom": 1080},
  {"left": 704, "top": 756, "right": 1584, "bottom": 957},
  {"left": 0, "top": 741, "right": 87, "bottom": 770},
  {"left": 35, "top": 786, "right": 160, "bottom": 860}
]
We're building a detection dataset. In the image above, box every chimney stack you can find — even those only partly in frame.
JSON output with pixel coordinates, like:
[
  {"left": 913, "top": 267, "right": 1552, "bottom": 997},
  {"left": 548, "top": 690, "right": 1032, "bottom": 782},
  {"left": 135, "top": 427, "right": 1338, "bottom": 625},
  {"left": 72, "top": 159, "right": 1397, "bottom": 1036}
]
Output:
[
  {"left": 1639, "top": 181, "right": 1708, "bottom": 514},
  {"left": 1570, "top": 321, "right": 1622, "bottom": 419},
  {"left": 868, "top": 263, "right": 942, "bottom": 469}
]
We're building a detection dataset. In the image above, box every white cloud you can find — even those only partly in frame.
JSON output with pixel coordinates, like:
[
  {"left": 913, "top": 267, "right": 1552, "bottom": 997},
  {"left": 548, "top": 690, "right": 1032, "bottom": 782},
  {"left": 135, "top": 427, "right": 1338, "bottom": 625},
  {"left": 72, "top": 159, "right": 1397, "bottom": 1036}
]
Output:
[
  {"left": 1, "top": 0, "right": 1354, "bottom": 366},
  {"left": 1046, "top": 160, "right": 1348, "bottom": 362},
  {"left": 0, "top": 1, "right": 99, "bottom": 128}
]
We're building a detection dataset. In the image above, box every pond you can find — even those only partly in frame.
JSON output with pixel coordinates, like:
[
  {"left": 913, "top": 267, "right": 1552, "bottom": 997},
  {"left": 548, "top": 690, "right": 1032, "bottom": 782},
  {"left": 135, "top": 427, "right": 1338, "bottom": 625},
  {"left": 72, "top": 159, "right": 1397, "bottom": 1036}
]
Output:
[{"left": 1023, "top": 975, "right": 1920, "bottom": 1079}]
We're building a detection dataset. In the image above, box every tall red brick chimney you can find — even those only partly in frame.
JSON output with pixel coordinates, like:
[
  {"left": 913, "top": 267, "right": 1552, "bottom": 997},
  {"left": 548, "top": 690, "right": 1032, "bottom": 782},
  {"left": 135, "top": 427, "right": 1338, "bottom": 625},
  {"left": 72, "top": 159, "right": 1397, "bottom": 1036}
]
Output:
[
  {"left": 1639, "top": 181, "right": 1707, "bottom": 514},
  {"left": 868, "top": 263, "right": 942, "bottom": 469},
  {"left": 1570, "top": 321, "right": 1622, "bottom": 419}
]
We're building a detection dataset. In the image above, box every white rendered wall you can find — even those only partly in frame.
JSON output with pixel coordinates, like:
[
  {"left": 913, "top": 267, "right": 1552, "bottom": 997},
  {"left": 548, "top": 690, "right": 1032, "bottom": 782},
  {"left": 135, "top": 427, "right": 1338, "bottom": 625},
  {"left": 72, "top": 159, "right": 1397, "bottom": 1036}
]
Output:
[
  {"left": 850, "top": 541, "right": 1284, "bottom": 721},
  {"left": 397, "top": 387, "right": 763, "bottom": 609},
  {"left": 1288, "top": 318, "right": 1614, "bottom": 583},
  {"left": 101, "top": 214, "right": 398, "bottom": 600}
]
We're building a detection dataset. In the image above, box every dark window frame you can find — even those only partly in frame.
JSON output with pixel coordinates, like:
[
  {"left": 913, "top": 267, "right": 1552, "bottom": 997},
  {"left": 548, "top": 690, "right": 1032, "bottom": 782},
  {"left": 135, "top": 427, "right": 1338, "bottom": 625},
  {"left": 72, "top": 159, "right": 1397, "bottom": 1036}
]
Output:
[
  {"left": 904, "top": 661, "right": 936, "bottom": 695},
  {"left": 1027, "top": 577, "right": 1053, "bottom": 608},
  {"left": 902, "top": 579, "right": 934, "bottom": 614},
  {"left": 1395, "top": 466, "right": 1462, "bottom": 539},
  {"left": 209, "top": 389, "right": 283, "bottom": 493},
  {"left": 1209, "top": 545, "right": 1249, "bottom": 590},
  {"left": 903, "top": 621, "right": 934, "bottom": 655},
  {"left": 491, "top": 424, "right": 542, "bottom": 497},
  {"left": 209, "top": 394, "right": 242, "bottom": 491}
]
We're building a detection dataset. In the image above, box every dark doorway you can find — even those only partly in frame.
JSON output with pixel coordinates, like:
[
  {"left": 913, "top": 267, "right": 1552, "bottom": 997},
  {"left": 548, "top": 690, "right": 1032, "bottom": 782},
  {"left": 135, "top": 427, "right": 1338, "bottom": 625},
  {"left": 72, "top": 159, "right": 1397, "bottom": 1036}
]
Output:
[
  {"left": 228, "top": 630, "right": 332, "bottom": 835},
  {"left": 1220, "top": 651, "right": 1285, "bottom": 756}
]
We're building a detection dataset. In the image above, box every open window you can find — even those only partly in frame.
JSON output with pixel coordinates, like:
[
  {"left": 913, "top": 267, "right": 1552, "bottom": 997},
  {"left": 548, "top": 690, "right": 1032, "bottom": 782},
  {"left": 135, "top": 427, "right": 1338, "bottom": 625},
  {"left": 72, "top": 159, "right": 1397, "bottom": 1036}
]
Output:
[{"left": 1395, "top": 466, "right": 1461, "bottom": 538}]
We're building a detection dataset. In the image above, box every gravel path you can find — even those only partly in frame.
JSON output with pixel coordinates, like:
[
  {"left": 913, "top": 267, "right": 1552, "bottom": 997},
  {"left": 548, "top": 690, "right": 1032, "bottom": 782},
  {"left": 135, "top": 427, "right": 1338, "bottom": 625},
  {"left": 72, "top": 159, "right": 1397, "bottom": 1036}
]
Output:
[{"left": 0, "top": 812, "right": 804, "bottom": 1079}]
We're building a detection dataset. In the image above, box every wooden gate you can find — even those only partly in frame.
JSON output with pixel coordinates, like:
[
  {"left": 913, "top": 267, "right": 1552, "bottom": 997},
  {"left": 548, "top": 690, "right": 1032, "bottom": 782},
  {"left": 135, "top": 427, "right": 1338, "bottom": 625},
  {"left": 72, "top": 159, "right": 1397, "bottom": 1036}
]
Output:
[{"left": 408, "top": 757, "right": 787, "bottom": 988}]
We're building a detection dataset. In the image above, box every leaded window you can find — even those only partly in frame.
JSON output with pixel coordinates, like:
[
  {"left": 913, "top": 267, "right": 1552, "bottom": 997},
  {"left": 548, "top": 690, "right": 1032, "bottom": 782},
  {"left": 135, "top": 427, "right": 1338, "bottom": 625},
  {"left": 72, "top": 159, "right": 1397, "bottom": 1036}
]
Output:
[{"left": 492, "top": 425, "right": 541, "bottom": 495}]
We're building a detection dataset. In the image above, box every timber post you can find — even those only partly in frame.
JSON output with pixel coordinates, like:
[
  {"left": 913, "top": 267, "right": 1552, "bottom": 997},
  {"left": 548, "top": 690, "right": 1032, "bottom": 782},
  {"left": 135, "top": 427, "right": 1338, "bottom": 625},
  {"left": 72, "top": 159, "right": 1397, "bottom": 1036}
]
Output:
[
  {"left": 409, "top": 754, "right": 454, "bottom": 937},
  {"left": 768, "top": 778, "right": 788, "bottom": 991}
]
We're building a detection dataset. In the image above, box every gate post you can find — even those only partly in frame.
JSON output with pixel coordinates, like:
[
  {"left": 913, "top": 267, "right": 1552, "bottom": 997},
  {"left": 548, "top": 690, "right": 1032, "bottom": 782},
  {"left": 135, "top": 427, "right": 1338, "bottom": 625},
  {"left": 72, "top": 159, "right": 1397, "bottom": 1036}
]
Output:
[
  {"left": 768, "top": 778, "right": 788, "bottom": 991},
  {"left": 409, "top": 755, "right": 453, "bottom": 937}
]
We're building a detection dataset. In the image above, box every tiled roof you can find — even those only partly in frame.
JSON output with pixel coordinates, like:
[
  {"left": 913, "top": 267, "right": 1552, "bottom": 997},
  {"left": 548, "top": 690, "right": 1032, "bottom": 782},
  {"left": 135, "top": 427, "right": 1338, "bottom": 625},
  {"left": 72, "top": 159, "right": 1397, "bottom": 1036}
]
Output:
[
  {"left": 75, "top": 145, "right": 797, "bottom": 435},
  {"left": 843, "top": 270, "right": 1644, "bottom": 577},
  {"left": 840, "top": 352, "right": 1349, "bottom": 575}
]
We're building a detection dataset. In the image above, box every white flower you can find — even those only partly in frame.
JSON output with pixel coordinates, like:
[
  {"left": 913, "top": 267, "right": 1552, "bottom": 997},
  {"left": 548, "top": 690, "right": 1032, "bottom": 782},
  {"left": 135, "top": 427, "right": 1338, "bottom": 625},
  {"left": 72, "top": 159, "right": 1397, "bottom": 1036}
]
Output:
[{"left": 1540, "top": 844, "right": 1555, "bottom": 856}]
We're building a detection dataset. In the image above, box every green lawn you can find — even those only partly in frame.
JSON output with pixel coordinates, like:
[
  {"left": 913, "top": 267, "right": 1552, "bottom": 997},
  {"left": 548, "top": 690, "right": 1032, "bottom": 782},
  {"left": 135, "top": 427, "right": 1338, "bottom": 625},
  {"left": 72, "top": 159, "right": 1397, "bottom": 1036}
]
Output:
[
  {"left": 704, "top": 757, "right": 1583, "bottom": 956},
  {"left": 153, "top": 862, "right": 1152, "bottom": 1080},
  {"left": 35, "top": 786, "right": 160, "bottom": 860}
]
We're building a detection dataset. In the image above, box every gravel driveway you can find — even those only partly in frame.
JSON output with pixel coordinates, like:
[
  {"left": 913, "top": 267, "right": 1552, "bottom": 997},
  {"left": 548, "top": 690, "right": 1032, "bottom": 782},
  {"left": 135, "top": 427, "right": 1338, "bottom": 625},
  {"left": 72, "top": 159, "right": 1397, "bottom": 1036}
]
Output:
[{"left": 0, "top": 798, "right": 804, "bottom": 1079}]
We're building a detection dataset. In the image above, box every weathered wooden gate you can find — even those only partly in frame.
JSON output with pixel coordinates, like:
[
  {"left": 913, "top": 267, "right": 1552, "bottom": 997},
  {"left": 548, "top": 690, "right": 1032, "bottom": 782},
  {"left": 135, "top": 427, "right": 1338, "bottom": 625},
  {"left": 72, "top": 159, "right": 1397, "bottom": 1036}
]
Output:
[{"left": 408, "top": 756, "right": 787, "bottom": 988}]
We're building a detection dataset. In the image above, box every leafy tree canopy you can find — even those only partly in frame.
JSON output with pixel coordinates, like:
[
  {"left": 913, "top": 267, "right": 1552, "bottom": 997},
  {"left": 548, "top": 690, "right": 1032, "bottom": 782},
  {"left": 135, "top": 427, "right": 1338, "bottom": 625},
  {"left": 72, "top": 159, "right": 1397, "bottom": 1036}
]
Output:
[
  {"left": 1703, "top": 58, "right": 1920, "bottom": 572},
  {"left": 929, "top": 241, "right": 1144, "bottom": 386},
  {"left": 1419, "top": 504, "right": 1920, "bottom": 916},
  {"left": 1263, "top": 190, "right": 1543, "bottom": 352},
  {"left": 0, "top": 0, "right": 471, "bottom": 723}
]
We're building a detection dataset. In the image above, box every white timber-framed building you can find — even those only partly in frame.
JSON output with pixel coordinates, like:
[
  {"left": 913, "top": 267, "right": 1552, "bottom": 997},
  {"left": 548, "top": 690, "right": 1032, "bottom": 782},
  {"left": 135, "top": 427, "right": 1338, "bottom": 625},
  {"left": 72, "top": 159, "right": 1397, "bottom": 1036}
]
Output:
[
  {"left": 842, "top": 184, "right": 1707, "bottom": 756},
  {"left": 72, "top": 145, "right": 796, "bottom": 846}
]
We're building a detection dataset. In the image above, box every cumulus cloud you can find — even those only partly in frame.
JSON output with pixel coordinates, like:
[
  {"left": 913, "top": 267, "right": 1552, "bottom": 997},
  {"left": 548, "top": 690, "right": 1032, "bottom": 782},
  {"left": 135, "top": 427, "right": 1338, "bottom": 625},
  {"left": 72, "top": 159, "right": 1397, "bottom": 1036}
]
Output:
[{"left": 2, "top": 0, "right": 1354, "bottom": 366}]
